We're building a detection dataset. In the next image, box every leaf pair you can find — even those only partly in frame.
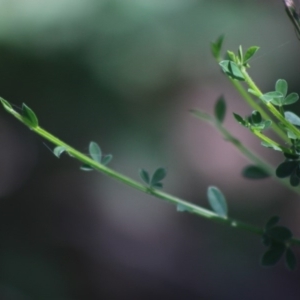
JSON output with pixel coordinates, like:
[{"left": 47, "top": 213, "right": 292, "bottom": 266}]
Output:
[
  {"left": 260, "top": 79, "right": 299, "bottom": 106},
  {"left": 81, "top": 141, "right": 112, "bottom": 171},
  {"left": 261, "top": 216, "right": 296, "bottom": 270},
  {"left": 219, "top": 45, "right": 259, "bottom": 81},
  {"left": 139, "top": 168, "right": 167, "bottom": 189}
]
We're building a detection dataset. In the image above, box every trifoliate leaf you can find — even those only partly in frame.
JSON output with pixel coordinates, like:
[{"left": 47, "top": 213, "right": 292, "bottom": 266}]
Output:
[
  {"left": 242, "top": 165, "right": 270, "bottom": 179},
  {"left": 207, "top": 186, "right": 228, "bottom": 218},
  {"left": 89, "top": 141, "right": 102, "bottom": 163},
  {"left": 275, "top": 79, "right": 288, "bottom": 97},
  {"left": 22, "top": 103, "right": 39, "bottom": 128},
  {"left": 285, "top": 248, "right": 297, "bottom": 271},
  {"left": 214, "top": 95, "right": 226, "bottom": 123}
]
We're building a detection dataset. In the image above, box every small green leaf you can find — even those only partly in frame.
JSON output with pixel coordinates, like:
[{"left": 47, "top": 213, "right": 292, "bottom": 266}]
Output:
[
  {"left": 233, "top": 113, "right": 247, "bottom": 127},
  {"left": 139, "top": 169, "right": 150, "bottom": 184},
  {"left": 226, "top": 51, "right": 235, "bottom": 62},
  {"left": 276, "top": 161, "right": 298, "bottom": 178},
  {"left": 284, "top": 111, "right": 300, "bottom": 126},
  {"left": 207, "top": 186, "right": 228, "bottom": 218},
  {"left": 0, "top": 97, "right": 13, "bottom": 112},
  {"left": 22, "top": 103, "right": 39, "bottom": 127},
  {"left": 80, "top": 164, "right": 94, "bottom": 171},
  {"left": 265, "top": 216, "right": 280, "bottom": 230},
  {"left": 214, "top": 96, "right": 226, "bottom": 123},
  {"left": 243, "top": 46, "right": 259, "bottom": 63},
  {"left": 53, "top": 146, "right": 67, "bottom": 158},
  {"left": 284, "top": 93, "right": 299, "bottom": 105},
  {"left": 266, "top": 226, "right": 292, "bottom": 242},
  {"left": 211, "top": 35, "right": 224, "bottom": 59},
  {"left": 89, "top": 141, "right": 102, "bottom": 163},
  {"left": 275, "top": 79, "right": 288, "bottom": 97},
  {"left": 151, "top": 168, "right": 167, "bottom": 185},
  {"left": 285, "top": 248, "right": 297, "bottom": 271},
  {"left": 102, "top": 154, "right": 112, "bottom": 166},
  {"left": 251, "top": 111, "right": 262, "bottom": 124},
  {"left": 242, "top": 165, "right": 269, "bottom": 179},
  {"left": 261, "top": 242, "right": 285, "bottom": 266}
]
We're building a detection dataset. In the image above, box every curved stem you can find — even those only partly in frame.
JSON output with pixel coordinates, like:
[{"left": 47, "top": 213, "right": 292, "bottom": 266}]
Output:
[{"left": 2, "top": 99, "right": 300, "bottom": 246}]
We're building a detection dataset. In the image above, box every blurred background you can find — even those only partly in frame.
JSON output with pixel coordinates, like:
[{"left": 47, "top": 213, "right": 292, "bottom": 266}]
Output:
[{"left": 0, "top": 0, "right": 300, "bottom": 299}]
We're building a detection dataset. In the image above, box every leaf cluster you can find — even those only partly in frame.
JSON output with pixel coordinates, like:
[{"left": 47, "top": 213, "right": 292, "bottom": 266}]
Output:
[
  {"left": 233, "top": 111, "right": 271, "bottom": 131},
  {"left": 261, "top": 216, "right": 296, "bottom": 270},
  {"left": 219, "top": 45, "right": 259, "bottom": 81},
  {"left": 139, "top": 168, "right": 167, "bottom": 189},
  {"left": 276, "top": 153, "right": 300, "bottom": 186},
  {"left": 260, "top": 80, "right": 299, "bottom": 106},
  {"left": 81, "top": 141, "right": 113, "bottom": 171}
]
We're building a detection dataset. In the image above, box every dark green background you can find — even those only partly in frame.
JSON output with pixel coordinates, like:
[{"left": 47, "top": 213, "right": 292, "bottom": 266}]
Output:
[{"left": 0, "top": 0, "right": 299, "bottom": 299}]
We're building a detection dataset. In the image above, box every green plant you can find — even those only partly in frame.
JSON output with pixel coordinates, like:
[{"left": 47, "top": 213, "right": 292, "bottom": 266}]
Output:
[{"left": 1, "top": 1, "right": 300, "bottom": 272}]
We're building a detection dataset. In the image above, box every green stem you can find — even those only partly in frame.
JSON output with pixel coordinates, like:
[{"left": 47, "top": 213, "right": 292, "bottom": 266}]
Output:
[
  {"left": 251, "top": 130, "right": 292, "bottom": 154},
  {"left": 2, "top": 99, "right": 300, "bottom": 246}
]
